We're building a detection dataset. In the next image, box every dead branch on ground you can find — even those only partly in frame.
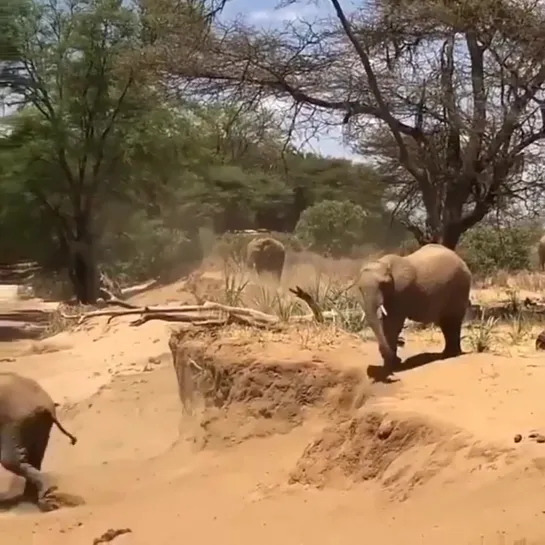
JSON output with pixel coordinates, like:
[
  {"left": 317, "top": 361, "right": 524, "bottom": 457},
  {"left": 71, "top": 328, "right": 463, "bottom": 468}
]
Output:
[
  {"left": 97, "top": 292, "right": 140, "bottom": 310},
  {"left": 61, "top": 291, "right": 370, "bottom": 330},
  {"left": 289, "top": 286, "right": 324, "bottom": 323},
  {"left": 62, "top": 300, "right": 283, "bottom": 328}
]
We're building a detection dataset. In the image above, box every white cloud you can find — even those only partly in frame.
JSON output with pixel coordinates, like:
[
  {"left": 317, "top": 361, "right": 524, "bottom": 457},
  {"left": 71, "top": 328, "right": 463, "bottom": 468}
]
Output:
[{"left": 249, "top": 3, "right": 317, "bottom": 23}]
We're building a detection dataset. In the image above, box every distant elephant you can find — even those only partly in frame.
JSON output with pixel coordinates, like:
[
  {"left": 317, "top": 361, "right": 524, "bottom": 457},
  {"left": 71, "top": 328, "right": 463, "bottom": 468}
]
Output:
[
  {"left": 358, "top": 243, "right": 472, "bottom": 369},
  {"left": 538, "top": 234, "right": 545, "bottom": 270},
  {"left": 246, "top": 237, "right": 286, "bottom": 280},
  {"left": 0, "top": 372, "right": 77, "bottom": 505}
]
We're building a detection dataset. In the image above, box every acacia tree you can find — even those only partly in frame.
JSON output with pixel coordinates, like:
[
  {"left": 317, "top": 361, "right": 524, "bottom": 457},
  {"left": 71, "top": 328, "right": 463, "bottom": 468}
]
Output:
[
  {"left": 0, "top": 0, "right": 222, "bottom": 302},
  {"left": 153, "top": 0, "right": 545, "bottom": 248},
  {"left": 0, "top": 0, "right": 151, "bottom": 301}
]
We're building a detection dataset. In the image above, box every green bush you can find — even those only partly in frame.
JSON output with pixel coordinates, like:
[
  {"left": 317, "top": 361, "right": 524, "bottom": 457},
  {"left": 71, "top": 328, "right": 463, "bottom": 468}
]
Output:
[
  {"left": 100, "top": 212, "right": 203, "bottom": 284},
  {"left": 295, "top": 200, "right": 369, "bottom": 258},
  {"left": 458, "top": 225, "right": 536, "bottom": 276}
]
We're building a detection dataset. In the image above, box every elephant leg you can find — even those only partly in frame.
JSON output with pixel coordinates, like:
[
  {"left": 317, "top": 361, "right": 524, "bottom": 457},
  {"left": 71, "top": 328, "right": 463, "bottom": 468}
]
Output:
[
  {"left": 22, "top": 414, "right": 53, "bottom": 502},
  {"left": 438, "top": 315, "right": 463, "bottom": 357},
  {"left": 382, "top": 315, "right": 405, "bottom": 368},
  {"left": 0, "top": 419, "right": 55, "bottom": 503}
]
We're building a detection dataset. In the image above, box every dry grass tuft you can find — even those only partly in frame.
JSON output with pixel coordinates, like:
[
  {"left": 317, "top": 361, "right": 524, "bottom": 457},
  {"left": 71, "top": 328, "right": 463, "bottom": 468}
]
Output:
[
  {"left": 475, "top": 269, "right": 545, "bottom": 292},
  {"left": 39, "top": 246, "right": 545, "bottom": 355},
  {"left": 198, "top": 249, "right": 545, "bottom": 356},
  {"left": 43, "top": 303, "right": 94, "bottom": 338}
]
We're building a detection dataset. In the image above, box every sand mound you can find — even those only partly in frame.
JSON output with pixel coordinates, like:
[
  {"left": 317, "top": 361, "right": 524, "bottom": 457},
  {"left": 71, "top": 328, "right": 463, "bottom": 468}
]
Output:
[
  {"left": 290, "top": 410, "right": 516, "bottom": 499},
  {"left": 4, "top": 315, "right": 545, "bottom": 544},
  {"left": 168, "top": 325, "right": 522, "bottom": 504}
]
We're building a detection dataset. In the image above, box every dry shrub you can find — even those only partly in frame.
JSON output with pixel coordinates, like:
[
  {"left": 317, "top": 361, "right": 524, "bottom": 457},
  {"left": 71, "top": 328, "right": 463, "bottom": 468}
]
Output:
[
  {"left": 42, "top": 303, "right": 94, "bottom": 338},
  {"left": 196, "top": 246, "right": 368, "bottom": 335},
  {"left": 476, "top": 270, "right": 545, "bottom": 292}
]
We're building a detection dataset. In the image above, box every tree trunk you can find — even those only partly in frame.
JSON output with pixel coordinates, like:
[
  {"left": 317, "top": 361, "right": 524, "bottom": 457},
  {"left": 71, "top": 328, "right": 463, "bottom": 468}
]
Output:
[
  {"left": 66, "top": 219, "right": 100, "bottom": 304},
  {"left": 406, "top": 207, "right": 467, "bottom": 251},
  {"left": 440, "top": 226, "right": 463, "bottom": 250}
]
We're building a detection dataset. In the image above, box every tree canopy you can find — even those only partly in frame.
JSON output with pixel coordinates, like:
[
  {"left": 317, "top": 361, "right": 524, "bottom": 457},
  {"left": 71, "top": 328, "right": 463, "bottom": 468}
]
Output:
[
  {"left": 0, "top": 0, "right": 404, "bottom": 302},
  {"left": 148, "top": 0, "right": 545, "bottom": 248},
  {"left": 3, "top": 0, "right": 544, "bottom": 302}
]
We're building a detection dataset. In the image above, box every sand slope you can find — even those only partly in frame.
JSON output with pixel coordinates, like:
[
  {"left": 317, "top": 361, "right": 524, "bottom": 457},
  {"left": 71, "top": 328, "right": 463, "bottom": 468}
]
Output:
[{"left": 0, "top": 285, "right": 545, "bottom": 545}]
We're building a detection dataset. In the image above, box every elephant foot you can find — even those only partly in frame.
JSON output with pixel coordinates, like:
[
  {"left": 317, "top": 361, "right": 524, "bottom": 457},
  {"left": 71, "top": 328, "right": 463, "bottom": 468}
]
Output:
[
  {"left": 39, "top": 484, "right": 59, "bottom": 501},
  {"left": 36, "top": 485, "right": 61, "bottom": 512},
  {"left": 383, "top": 354, "right": 402, "bottom": 370},
  {"left": 442, "top": 347, "right": 463, "bottom": 359},
  {"left": 37, "top": 496, "right": 62, "bottom": 512}
]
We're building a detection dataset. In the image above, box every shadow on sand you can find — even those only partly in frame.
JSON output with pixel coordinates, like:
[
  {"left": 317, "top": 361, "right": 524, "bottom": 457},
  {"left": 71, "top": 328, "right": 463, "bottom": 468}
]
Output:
[{"left": 366, "top": 351, "right": 463, "bottom": 384}]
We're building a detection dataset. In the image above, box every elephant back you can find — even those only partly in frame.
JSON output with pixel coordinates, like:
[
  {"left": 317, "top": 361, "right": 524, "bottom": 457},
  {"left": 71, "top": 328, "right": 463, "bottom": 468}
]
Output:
[
  {"left": 0, "top": 372, "right": 55, "bottom": 423},
  {"left": 403, "top": 244, "right": 471, "bottom": 321}
]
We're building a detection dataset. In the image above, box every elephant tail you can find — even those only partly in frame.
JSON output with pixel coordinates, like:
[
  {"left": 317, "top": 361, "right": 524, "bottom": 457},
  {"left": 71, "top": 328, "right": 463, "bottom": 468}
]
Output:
[{"left": 52, "top": 415, "right": 78, "bottom": 445}]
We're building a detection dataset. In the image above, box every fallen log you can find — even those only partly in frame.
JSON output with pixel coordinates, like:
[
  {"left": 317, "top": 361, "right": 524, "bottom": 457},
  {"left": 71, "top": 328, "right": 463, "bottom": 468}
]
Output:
[
  {"left": 0, "top": 309, "right": 56, "bottom": 324},
  {"left": 0, "top": 322, "right": 46, "bottom": 341},
  {"left": 129, "top": 314, "right": 275, "bottom": 328},
  {"left": 62, "top": 301, "right": 282, "bottom": 326},
  {"left": 120, "top": 279, "right": 158, "bottom": 297}
]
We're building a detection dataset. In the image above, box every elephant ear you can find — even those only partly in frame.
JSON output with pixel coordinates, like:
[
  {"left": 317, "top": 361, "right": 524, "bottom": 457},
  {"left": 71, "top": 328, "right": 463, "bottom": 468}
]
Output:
[
  {"left": 375, "top": 260, "right": 394, "bottom": 287},
  {"left": 376, "top": 260, "right": 396, "bottom": 307}
]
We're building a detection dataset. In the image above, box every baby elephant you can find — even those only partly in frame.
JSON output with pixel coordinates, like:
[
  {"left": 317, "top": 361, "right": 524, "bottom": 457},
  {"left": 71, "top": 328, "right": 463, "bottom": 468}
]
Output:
[{"left": 0, "top": 372, "right": 77, "bottom": 504}]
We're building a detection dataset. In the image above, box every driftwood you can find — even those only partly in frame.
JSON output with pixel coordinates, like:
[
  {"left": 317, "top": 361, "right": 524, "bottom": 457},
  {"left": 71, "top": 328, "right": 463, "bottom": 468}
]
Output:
[
  {"left": 0, "top": 323, "right": 45, "bottom": 341},
  {"left": 65, "top": 284, "right": 377, "bottom": 330},
  {"left": 130, "top": 314, "right": 271, "bottom": 328},
  {"left": 62, "top": 300, "right": 283, "bottom": 328},
  {"left": 289, "top": 286, "right": 324, "bottom": 323}
]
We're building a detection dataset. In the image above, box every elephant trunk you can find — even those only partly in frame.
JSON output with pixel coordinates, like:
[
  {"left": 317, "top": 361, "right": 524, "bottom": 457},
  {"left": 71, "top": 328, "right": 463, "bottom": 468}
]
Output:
[{"left": 362, "top": 290, "right": 395, "bottom": 363}]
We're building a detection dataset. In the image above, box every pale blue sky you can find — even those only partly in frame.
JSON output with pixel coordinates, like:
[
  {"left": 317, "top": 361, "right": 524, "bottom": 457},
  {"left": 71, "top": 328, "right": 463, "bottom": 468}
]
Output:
[{"left": 218, "top": 0, "right": 361, "bottom": 161}]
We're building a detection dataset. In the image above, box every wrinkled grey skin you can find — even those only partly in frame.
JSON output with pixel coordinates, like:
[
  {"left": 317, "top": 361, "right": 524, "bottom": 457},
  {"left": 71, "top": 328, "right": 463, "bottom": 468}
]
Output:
[
  {"left": 358, "top": 243, "right": 472, "bottom": 369},
  {"left": 246, "top": 237, "right": 286, "bottom": 281},
  {"left": 0, "top": 372, "right": 77, "bottom": 504},
  {"left": 538, "top": 235, "right": 545, "bottom": 270}
]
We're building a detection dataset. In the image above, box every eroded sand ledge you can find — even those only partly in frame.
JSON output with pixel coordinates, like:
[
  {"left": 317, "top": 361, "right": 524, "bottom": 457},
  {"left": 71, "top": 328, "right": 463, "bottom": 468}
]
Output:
[
  {"left": 168, "top": 327, "right": 530, "bottom": 498},
  {"left": 1, "top": 319, "right": 545, "bottom": 544}
]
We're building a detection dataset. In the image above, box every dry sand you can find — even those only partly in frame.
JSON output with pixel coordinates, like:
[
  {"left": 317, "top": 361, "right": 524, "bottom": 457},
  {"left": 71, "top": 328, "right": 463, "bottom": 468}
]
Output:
[{"left": 1, "top": 275, "right": 545, "bottom": 545}]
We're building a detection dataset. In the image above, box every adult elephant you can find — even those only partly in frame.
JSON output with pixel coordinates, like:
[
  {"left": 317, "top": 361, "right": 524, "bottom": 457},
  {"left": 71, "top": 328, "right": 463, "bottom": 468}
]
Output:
[
  {"left": 358, "top": 243, "right": 472, "bottom": 369},
  {"left": 0, "top": 372, "right": 77, "bottom": 507},
  {"left": 246, "top": 237, "right": 286, "bottom": 281},
  {"left": 538, "top": 234, "right": 545, "bottom": 270}
]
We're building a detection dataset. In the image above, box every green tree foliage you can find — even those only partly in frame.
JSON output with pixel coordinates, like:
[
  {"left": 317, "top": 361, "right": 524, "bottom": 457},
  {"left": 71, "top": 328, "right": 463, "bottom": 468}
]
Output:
[
  {"left": 162, "top": 0, "right": 545, "bottom": 249},
  {"left": 0, "top": 0, "right": 408, "bottom": 301},
  {"left": 295, "top": 200, "right": 371, "bottom": 258},
  {"left": 0, "top": 0, "right": 30, "bottom": 89},
  {"left": 458, "top": 224, "right": 541, "bottom": 277},
  {"left": 0, "top": 0, "right": 161, "bottom": 302}
]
